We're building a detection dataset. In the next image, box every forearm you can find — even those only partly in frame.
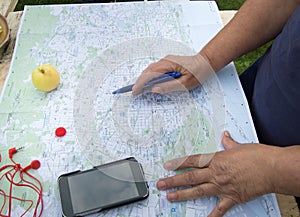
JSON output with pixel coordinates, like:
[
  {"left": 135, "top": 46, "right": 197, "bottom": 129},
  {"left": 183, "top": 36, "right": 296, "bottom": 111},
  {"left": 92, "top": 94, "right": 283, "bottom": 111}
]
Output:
[
  {"left": 273, "top": 145, "right": 300, "bottom": 196},
  {"left": 200, "top": 0, "right": 300, "bottom": 72}
]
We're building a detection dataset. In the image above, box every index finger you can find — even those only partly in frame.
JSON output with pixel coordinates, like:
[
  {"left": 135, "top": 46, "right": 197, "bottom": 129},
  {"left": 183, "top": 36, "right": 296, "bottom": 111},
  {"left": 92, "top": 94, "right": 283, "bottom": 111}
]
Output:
[
  {"left": 157, "top": 168, "right": 211, "bottom": 190},
  {"left": 164, "top": 153, "right": 215, "bottom": 171}
]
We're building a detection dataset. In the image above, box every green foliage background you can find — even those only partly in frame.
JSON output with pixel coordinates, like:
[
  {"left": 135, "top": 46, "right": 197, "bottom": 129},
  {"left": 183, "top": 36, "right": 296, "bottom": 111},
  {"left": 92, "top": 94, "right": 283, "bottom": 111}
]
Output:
[{"left": 15, "top": 0, "right": 270, "bottom": 74}]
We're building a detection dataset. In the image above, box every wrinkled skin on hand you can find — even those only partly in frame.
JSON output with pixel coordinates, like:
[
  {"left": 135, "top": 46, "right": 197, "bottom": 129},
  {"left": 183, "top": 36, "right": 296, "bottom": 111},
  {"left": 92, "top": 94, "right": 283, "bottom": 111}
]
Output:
[
  {"left": 156, "top": 131, "right": 277, "bottom": 217},
  {"left": 132, "top": 54, "right": 214, "bottom": 95}
]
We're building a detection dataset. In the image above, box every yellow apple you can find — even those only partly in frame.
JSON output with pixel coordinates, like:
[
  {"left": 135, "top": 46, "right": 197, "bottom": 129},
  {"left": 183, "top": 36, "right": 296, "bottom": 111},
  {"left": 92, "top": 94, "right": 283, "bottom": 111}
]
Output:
[{"left": 32, "top": 64, "right": 60, "bottom": 92}]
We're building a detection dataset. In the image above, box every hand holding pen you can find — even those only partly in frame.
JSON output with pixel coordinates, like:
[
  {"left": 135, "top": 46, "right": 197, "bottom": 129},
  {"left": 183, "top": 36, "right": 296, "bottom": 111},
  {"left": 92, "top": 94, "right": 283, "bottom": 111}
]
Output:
[{"left": 130, "top": 54, "right": 215, "bottom": 95}]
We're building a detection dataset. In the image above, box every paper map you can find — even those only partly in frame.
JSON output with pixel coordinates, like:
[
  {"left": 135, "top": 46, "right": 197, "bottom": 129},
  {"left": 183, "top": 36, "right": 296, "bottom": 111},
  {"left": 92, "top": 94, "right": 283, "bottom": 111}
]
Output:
[{"left": 0, "top": 1, "right": 281, "bottom": 216}]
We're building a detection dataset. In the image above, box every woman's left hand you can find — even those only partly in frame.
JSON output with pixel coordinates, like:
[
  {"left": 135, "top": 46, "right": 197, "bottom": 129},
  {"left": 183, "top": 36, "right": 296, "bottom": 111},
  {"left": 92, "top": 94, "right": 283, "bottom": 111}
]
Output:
[{"left": 156, "top": 131, "right": 278, "bottom": 217}]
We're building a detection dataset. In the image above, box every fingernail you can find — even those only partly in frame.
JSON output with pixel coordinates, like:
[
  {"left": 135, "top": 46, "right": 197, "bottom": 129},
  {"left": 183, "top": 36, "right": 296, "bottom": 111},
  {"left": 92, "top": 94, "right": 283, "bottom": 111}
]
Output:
[
  {"left": 157, "top": 180, "right": 166, "bottom": 190},
  {"left": 164, "top": 161, "right": 173, "bottom": 170},
  {"left": 167, "top": 192, "right": 178, "bottom": 201},
  {"left": 224, "top": 131, "right": 230, "bottom": 137}
]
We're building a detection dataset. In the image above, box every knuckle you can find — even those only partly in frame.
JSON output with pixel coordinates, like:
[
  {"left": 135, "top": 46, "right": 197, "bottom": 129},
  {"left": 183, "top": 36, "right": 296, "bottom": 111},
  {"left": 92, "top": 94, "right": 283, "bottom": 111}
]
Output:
[
  {"left": 193, "top": 185, "right": 205, "bottom": 198},
  {"left": 185, "top": 171, "right": 197, "bottom": 184},
  {"left": 148, "top": 62, "right": 157, "bottom": 70},
  {"left": 165, "top": 177, "right": 176, "bottom": 188},
  {"left": 185, "top": 156, "right": 197, "bottom": 166},
  {"left": 215, "top": 203, "right": 227, "bottom": 215},
  {"left": 143, "top": 63, "right": 158, "bottom": 73}
]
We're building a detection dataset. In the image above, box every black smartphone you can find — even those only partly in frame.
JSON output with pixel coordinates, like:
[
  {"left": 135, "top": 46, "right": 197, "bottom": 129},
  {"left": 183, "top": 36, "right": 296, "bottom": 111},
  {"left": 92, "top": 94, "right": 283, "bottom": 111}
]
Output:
[{"left": 58, "top": 157, "right": 149, "bottom": 217}]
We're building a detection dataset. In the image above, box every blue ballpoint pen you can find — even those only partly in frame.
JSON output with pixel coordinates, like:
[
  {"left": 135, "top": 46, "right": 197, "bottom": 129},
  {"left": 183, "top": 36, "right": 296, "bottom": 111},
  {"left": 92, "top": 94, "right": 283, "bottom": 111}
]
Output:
[{"left": 112, "top": 72, "right": 182, "bottom": 94}]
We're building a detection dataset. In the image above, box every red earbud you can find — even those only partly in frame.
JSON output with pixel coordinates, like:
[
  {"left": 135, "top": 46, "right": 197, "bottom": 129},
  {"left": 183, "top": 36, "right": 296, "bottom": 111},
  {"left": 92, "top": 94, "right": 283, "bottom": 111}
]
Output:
[{"left": 22, "top": 160, "right": 41, "bottom": 172}]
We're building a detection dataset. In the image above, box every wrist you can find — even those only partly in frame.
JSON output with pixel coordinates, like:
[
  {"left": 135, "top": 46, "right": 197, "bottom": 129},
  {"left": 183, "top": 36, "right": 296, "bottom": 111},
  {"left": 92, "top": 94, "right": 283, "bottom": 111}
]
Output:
[
  {"left": 253, "top": 144, "right": 279, "bottom": 194},
  {"left": 273, "top": 146, "right": 300, "bottom": 196},
  {"left": 198, "top": 50, "right": 217, "bottom": 72}
]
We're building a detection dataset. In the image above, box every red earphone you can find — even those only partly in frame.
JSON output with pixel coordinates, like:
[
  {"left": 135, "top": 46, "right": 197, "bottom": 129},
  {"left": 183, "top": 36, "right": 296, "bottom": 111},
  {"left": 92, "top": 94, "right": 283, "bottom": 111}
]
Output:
[
  {"left": 0, "top": 147, "right": 43, "bottom": 216},
  {"left": 22, "top": 160, "right": 41, "bottom": 172}
]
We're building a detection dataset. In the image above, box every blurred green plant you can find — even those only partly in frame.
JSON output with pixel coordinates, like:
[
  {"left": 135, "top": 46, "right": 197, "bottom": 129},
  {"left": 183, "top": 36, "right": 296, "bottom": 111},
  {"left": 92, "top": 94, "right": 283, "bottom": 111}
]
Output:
[{"left": 216, "top": 0, "right": 245, "bottom": 10}]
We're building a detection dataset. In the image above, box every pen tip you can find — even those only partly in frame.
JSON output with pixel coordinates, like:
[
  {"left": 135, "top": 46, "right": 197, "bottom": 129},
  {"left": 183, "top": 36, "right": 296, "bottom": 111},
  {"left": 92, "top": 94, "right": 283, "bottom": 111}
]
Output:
[{"left": 112, "top": 90, "right": 120, "bottom": 94}]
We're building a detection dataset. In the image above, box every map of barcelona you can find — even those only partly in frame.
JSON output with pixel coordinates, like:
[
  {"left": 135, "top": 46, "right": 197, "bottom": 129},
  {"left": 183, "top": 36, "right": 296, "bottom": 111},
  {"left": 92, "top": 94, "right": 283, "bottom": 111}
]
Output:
[{"left": 0, "top": 1, "right": 281, "bottom": 216}]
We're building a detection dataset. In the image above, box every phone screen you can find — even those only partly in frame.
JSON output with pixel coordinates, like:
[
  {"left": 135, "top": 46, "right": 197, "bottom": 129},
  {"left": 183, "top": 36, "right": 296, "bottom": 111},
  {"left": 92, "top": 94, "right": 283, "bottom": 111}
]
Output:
[
  {"left": 69, "top": 161, "right": 139, "bottom": 214},
  {"left": 58, "top": 158, "right": 148, "bottom": 216}
]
